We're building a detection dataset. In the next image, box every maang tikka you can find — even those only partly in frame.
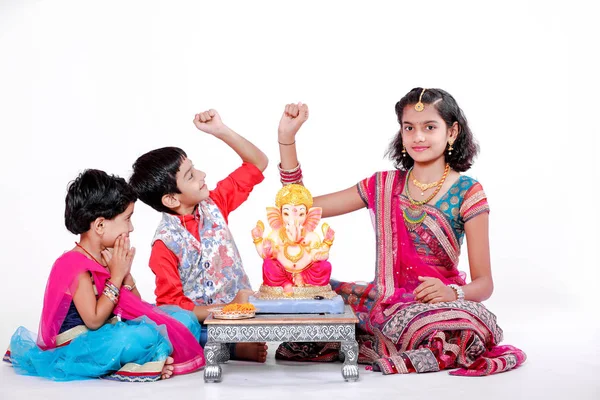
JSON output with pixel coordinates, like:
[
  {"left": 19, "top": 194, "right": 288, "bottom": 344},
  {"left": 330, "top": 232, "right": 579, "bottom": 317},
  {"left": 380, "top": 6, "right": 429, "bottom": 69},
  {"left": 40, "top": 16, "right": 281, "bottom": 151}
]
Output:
[{"left": 414, "top": 88, "right": 427, "bottom": 112}]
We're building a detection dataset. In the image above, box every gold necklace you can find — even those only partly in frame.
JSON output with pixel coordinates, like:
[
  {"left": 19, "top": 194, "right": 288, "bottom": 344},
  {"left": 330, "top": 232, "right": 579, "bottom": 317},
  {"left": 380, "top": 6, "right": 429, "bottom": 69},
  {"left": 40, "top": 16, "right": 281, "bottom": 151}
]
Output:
[
  {"left": 403, "top": 164, "right": 450, "bottom": 229},
  {"left": 412, "top": 174, "right": 442, "bottom": 196},
  {"left": 405, "top": 163, "right": 450, "bottom": 206}
]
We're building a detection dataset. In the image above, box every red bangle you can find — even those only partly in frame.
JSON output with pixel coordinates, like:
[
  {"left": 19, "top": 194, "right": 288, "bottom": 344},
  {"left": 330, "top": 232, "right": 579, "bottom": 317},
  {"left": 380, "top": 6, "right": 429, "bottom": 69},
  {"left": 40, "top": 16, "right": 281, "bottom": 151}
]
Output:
[
  {"left": 281, "top": 172, "right": 303, "bottom": 182},
  {"left": 279, "top": 162, "right": 303, "bottom": 185}
]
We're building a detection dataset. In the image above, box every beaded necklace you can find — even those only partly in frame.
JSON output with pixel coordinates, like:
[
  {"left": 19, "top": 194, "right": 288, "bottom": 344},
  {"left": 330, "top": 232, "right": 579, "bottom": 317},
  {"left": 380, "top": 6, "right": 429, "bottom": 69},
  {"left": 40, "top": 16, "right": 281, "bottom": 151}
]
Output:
[{"left": 75, "top": 242, "right": 103, "bottom": 265}]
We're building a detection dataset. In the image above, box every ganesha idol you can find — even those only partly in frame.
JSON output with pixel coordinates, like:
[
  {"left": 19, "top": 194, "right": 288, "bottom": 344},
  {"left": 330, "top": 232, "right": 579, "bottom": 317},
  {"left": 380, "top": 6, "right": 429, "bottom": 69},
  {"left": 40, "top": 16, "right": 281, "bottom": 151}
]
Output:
[{"left": 251, "top": 184, "right": 337, "bottom": 300}]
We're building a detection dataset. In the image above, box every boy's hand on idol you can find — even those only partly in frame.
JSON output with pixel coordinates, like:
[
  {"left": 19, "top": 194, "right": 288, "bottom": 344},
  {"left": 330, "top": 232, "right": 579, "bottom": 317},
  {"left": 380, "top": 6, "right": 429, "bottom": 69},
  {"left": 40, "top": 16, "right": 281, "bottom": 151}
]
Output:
[
  {"left": 413, "top": 276, "right": 456, "bottom": 304},
  {"left": 230, "top": 289, "right": 255, "bottom": 304},
  {"left": 103, "top": 234, "right": 135, "bottom": 283},
  {"left": 278, "top": 102, "right": 309, "bottom": 143},
  {"left": 193, "top": 109, "right": 229, "bottom": 137}
]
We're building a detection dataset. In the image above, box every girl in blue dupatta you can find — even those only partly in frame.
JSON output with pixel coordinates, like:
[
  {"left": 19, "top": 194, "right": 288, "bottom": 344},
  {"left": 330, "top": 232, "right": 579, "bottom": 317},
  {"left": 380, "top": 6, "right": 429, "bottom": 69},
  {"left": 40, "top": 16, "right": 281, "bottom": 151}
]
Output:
[{"left": 4, "top": 170, "right": 204, "bottom": 381}]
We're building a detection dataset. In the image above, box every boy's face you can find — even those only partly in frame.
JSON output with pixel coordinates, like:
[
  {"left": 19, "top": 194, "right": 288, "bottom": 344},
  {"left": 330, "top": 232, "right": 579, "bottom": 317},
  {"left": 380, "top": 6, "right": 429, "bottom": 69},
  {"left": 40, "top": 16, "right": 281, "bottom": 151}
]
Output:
[
  {"left": 174, "top": 157, "right": 210, "bottom": 208},
  {"left": 101, "top": 202, "right": 135, "bottom": 248}
]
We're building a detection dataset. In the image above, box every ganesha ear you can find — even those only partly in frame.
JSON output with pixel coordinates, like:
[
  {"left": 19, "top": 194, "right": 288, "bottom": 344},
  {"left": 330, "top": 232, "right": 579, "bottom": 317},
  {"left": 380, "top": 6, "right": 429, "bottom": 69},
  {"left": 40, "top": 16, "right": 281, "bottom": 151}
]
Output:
[
  {"left": 266, "top": 207, "right": 283, "bottom": 229},
  {"left": 304, "top": 207, "right": 322, "bottom": 232}
]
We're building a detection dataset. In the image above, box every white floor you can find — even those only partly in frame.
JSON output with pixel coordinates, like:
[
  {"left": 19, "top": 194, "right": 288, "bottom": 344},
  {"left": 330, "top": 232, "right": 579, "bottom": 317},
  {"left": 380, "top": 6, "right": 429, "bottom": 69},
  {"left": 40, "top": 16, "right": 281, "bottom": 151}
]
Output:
[{"left": 1, "top": 310, "right": 598, "bottom": 400}]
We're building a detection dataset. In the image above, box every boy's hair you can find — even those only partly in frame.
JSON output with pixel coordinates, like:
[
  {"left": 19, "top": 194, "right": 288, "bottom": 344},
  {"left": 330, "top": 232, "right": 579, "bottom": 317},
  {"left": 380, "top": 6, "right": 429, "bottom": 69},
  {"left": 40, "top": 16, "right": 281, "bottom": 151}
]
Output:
[
  {"left": 65, "top": 169, "right": 137, "bottom": 234},
  {"left": 387, "top": 88, "right": 479, "bottom": 172},
  {"left": 129, "top": 147, "right": 188, "bottom": 214}
]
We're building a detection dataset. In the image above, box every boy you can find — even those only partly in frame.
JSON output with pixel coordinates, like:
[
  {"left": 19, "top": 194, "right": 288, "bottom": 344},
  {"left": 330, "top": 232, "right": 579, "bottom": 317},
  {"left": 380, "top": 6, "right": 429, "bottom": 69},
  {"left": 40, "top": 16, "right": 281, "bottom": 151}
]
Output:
[{"left": 130, "top": 109, "right": 268, "bottom": 362}]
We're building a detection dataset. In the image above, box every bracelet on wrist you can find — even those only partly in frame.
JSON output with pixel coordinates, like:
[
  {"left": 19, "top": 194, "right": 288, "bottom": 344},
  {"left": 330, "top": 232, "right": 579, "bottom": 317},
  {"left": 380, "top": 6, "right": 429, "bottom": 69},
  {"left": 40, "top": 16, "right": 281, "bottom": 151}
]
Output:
[
  {"left": 448, "top": 284, "right": 465, "bottom": 300},
  {"left": 278, "top": 162, "right": 303, "bottom": 185}
]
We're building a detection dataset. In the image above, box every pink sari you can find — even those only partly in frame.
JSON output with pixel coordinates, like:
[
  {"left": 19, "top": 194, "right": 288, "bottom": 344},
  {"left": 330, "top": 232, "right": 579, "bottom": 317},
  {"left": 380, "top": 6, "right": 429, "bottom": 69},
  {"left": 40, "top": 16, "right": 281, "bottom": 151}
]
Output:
[
  {"left": 277, "top": 171, "right": 526, "bottom": 376},
  {"left": 37, "top": 251, "right": 205, "bottom": 375},
  {"left": 358, "top": 171, "right": 525, "bottom": 375}
]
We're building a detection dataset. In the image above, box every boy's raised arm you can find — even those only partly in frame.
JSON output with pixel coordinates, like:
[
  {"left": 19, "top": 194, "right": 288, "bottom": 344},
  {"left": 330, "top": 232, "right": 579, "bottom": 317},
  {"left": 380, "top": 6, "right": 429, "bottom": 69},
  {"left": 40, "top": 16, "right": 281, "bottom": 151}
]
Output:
[{"left": 193, "top": 109, "right": 268, "bottom": 172}]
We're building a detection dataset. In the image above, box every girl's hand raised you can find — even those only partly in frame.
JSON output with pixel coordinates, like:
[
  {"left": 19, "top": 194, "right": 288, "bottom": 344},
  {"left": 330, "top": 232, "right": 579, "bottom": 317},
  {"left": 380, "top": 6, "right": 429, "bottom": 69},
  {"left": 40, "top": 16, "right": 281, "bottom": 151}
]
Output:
[
  {"left": 413, "top": 276, "right": 457, "bottom": 304},
  {"left": 278, "top": 102, "right": 309, "bottom": 143},
  {"left": 101, "top": 234, "right": 135, "bottom": 284}
]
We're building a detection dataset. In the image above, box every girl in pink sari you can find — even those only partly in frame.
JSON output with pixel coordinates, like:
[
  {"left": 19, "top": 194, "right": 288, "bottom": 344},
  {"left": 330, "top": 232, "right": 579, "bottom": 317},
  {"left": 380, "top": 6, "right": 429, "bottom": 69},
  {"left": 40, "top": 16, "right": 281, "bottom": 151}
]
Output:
[
  {"left": 4, "top": 170, "right": 204, "bottom": 381},
  {"left": 272, "top": 92, "right": 526, "bottom": 376}
]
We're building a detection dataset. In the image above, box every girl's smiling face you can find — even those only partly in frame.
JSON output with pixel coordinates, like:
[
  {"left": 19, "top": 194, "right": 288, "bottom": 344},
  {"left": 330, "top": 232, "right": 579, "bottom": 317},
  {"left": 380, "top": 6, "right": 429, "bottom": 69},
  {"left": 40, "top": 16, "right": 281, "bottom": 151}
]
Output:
[{"left": 401, "top": 103, "right": 458, "bottom": 165}]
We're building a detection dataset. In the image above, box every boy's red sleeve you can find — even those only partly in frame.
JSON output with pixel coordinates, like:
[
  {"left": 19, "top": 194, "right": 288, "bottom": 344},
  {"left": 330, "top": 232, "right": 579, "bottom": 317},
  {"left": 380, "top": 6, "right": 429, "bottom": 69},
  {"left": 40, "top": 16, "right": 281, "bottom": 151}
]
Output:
[
  {"left": 148, "top": 240, "right": 196, "bottom": 311},
  {"left": 209, "top": 162, "right": 264, "bottom": 223}
]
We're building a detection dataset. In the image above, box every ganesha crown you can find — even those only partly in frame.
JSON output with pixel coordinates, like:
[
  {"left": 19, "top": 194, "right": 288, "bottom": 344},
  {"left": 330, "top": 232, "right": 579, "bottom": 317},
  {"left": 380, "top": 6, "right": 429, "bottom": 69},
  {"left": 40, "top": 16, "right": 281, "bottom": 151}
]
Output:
[{"left": 275, "top": 184, "right": 313, "bottom": 209}]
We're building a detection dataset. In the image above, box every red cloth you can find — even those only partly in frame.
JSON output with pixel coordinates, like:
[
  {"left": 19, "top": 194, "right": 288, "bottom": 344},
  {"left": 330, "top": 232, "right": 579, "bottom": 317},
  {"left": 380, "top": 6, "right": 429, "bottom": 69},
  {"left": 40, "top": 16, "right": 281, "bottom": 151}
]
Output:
[
  {"left": 149, "top": 162, "right": 264, "bottom": 310},
  {"left": 262, "top": 259, "right": 332, "bottom": 288}
]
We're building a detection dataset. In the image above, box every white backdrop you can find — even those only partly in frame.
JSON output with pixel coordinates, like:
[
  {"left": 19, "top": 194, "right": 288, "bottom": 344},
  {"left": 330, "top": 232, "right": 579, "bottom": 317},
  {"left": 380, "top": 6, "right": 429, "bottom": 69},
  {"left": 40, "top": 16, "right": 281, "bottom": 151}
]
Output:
[{"left": 0, "top": 0, "right": 598, "bottom": 359}]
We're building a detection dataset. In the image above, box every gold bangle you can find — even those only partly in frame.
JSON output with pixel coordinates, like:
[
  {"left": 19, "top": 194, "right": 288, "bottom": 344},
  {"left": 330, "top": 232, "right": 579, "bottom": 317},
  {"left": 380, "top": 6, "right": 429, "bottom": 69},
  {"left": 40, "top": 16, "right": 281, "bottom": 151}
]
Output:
[
  {"left": 253, "top": 237, "right": 263, "bottom": 244},
  {"left": 278, "top": 141, "right": 295, "bottom": 146},
  {"left": 123, "top": 277, "right": 136, "bottom": 291}
]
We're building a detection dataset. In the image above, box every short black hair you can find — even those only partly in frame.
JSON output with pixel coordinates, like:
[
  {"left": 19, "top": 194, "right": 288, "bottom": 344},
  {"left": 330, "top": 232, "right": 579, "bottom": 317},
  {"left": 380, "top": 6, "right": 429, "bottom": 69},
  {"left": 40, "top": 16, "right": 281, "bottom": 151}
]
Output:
[
  {"left": 64, "top": 169, "right": 137, "bottom": 234},
  {"left": 129, "top": 147, "right": 187, "bottom": 214},
  {"left": 387, "top": 87, "right": 479, "bottom": 172}
]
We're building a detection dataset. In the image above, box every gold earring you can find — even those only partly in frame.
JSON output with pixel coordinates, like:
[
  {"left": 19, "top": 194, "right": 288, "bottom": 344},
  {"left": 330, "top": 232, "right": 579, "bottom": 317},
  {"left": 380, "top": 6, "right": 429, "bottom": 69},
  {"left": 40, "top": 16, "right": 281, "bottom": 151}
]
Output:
[
  {"left": 402, "top": 145, "right": 407, "bottom": 157},
  {"left": 447, "top": 140, "right": 454, "bottom": 155}
]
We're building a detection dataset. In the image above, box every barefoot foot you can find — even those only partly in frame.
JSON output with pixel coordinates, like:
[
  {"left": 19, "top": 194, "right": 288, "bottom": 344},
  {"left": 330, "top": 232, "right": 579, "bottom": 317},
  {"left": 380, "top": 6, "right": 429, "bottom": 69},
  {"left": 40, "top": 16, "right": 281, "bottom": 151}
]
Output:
[
  {"left": 233, "top": 343, "right": 268, "bottom": 363},
  {"left": 161, "top": 356, "right": 174, "bottom": 380}
]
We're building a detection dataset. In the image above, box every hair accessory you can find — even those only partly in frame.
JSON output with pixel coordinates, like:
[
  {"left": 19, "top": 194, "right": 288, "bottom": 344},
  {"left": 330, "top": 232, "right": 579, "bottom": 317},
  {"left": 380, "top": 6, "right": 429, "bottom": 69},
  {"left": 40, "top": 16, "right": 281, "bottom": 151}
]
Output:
[{"left": 414, "top": 88, "right": 427, "bottom": 112}]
